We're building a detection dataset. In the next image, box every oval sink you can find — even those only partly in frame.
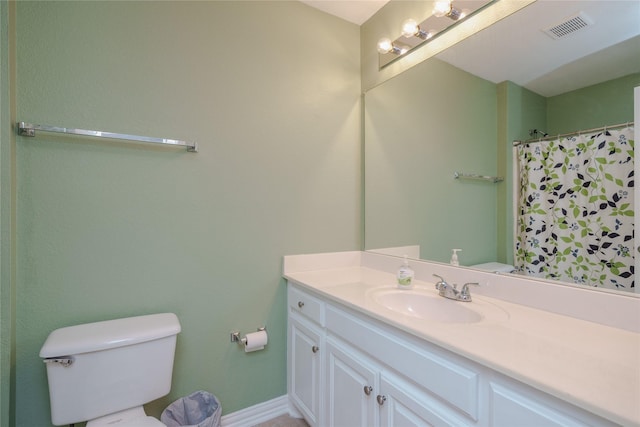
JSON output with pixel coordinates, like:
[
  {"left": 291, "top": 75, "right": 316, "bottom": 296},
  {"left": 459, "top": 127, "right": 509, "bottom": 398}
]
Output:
[{"left": 369, "top": 288, "right": 508, "bottom": 324}]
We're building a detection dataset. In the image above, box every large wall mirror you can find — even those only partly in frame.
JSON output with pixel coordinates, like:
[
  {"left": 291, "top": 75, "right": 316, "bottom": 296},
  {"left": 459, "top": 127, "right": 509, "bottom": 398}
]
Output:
[{"left": 364, "top": 0, "right": 640, "bottom": 295}]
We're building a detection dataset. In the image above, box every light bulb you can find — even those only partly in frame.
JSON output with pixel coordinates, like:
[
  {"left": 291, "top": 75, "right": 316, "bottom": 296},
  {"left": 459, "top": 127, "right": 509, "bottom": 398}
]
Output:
[
  {"left": 433, "top": 0, "right": 452, "bottom": 17},
  {"left": 401, "top": 19, "right": 419, "bottom": 38},
  {"left": 377, "top": 38, "right": 393, "bottom": 54}
]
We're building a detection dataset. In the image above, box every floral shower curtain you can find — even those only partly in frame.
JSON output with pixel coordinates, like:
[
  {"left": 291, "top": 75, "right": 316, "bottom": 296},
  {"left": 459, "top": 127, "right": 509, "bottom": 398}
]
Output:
[{"left": 515, "top": 126, "right": 634, "bottom": 292}]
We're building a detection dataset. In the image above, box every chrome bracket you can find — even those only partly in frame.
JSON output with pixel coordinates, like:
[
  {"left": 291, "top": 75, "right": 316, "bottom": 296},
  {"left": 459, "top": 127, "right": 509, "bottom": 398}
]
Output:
[{"left": 18, "top": 123, "right": 36, "bottom": 137}]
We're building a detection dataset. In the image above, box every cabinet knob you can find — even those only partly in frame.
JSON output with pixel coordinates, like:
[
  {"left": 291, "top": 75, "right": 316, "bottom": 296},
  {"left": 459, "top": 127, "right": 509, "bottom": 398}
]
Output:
[
  {"left": 312, "top": 345, "right": 319, "bottom": 353},
  {"left": 363, "top": 386, "right": 373, "bottom": 396},
  {"left": 376, "top": 395, "right": 387, "bottom": 406},
  {"left": 298, "top": 301, "right": 305, "bottom": 308}
]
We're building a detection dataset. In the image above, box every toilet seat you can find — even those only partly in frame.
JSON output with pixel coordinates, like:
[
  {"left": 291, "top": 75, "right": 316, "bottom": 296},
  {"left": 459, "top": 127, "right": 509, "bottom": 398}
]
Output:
[
  {"left": 114, "top": 416, "right": 165, "bottom": 427},
  {"left": 86, "top": 407, "right": 166, "bottom": 427}
]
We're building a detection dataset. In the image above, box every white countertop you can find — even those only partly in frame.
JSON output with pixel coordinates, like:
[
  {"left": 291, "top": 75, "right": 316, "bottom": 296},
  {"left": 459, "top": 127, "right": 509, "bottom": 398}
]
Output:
[{"left": 284, "top": 254, "right": 640, "bottom": 426}]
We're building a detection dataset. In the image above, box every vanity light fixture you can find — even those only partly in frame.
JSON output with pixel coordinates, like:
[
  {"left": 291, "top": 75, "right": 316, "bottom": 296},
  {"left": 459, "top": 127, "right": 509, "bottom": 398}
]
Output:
[
  {"left": 376, "top": 0, "right": 496, "bottom": 69},
  {"left": 401, "top": 19, "right": 434, "bottom": 40},
  {"left": 433, "top": 0, "right": 463, "bottom": 21}
]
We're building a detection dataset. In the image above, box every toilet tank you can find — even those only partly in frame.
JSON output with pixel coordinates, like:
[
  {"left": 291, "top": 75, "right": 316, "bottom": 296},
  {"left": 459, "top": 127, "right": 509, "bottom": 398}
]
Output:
[{"left": 40, "top": 313, "right": 181, "bottom": 426}]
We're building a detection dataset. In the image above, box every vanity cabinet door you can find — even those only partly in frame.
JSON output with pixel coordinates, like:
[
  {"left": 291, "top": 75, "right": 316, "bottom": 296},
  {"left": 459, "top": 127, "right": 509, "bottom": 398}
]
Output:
[
  {"left": 378, "top": 373, "right": 473, "bottom": 427},
  {"left": 326, "top": 337, "right": 378, "bottom": 427},
  {"left": 289, "top": 316, "right": 323, "bottom": 427}
]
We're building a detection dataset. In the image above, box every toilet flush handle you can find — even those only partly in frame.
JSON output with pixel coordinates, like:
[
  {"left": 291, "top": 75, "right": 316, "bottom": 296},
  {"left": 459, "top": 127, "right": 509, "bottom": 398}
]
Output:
[{"left": 43, "top": 356, "right": 74, "bottom": 367}]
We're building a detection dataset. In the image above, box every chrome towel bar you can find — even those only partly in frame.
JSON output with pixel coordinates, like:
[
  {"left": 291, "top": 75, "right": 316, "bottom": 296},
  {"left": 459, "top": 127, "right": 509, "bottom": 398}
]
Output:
[
  {"left": 454, "top": 171, "right": 503, "bottom": 183},
  {"left": 18, "top": 122, "right": 198, "bottom": 153}
]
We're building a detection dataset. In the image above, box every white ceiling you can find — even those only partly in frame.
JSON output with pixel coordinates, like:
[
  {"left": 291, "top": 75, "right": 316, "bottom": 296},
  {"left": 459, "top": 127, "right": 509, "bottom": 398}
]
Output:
[
  {"left": 300, "top": 0, "right": 389, "bottom": 25},
  {"left": 302, "top": 0, "right": 640, "bottom": 97}
]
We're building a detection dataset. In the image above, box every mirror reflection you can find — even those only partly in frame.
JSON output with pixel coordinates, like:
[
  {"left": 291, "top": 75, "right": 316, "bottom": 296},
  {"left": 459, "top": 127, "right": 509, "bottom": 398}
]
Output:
[{"left": 364, "top": 0, "right": 639, "bottom": 294}]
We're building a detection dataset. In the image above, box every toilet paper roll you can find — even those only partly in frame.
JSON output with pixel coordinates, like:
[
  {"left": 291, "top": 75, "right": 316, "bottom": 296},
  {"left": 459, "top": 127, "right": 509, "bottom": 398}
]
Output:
[{"left": 244, "top": 330, "right": 268, "bottom": 353}]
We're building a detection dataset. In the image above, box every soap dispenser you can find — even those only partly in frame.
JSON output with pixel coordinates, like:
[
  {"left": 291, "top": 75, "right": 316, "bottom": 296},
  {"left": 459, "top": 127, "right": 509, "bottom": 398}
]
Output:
[
  {"left": 450, "top": 249, "right": 461, "bottom": 266},
  {"left": 396, "top": 255, "right": 415, "bottom": 289}
]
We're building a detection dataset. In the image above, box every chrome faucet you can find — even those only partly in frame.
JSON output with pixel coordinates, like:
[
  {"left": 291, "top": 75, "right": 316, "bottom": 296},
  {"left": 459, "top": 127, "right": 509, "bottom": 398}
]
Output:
[{"left": 432, "top": 274, "right": 479, "bottom": 302}]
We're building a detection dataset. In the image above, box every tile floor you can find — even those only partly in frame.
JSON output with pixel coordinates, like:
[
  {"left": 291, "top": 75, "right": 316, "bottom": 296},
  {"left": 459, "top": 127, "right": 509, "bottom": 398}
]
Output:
[{"left": 253, "top": 414, "right": 309, "bottom": 427}]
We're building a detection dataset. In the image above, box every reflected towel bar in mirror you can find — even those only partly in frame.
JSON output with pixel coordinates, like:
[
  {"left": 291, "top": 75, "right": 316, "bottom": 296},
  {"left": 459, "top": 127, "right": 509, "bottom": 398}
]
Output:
[
  {"left": 17, "top": 122, "right": 198, "bottom": 153},
  {"left": 454, "top": 171, "right": 503, "bottom": 183}
]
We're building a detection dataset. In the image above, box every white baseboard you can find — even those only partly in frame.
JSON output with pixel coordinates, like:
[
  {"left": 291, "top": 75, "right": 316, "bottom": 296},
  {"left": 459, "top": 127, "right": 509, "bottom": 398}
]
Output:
[{"left": 221, "top": 395, "right": 295, "bottom": 427}]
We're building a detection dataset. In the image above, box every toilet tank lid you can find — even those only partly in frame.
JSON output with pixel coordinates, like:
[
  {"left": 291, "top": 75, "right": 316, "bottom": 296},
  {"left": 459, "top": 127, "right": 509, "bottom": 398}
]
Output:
[{"left": 40, "top": 313, "right": 181, "bottom": 358}]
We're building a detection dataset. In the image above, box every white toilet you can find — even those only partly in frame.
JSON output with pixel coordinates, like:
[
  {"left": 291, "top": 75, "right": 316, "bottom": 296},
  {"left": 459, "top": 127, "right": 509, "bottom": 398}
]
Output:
[
  {"left": 39, "top": 313, "right": 181, "bottom": 426},
  {"left": 470, "top": 262, "right": 516, "bottom": 273}
]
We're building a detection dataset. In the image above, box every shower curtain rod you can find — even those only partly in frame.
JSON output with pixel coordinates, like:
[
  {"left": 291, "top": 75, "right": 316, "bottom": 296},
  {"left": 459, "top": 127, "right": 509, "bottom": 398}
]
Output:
[{"left": 512, "top": 121, "right": 634, "bottom": 147}]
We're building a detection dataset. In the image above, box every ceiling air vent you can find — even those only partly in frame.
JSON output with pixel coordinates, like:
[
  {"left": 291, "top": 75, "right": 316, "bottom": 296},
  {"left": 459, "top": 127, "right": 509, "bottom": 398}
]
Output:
[{"left": 543, "top": 12, "right": 594, "bottom": 40}]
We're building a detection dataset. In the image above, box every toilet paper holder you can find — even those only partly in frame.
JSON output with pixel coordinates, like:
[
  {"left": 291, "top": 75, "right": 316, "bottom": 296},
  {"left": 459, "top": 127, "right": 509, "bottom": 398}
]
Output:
[{"left": 230, "top": 326, "right": 266, "bottom": 346}]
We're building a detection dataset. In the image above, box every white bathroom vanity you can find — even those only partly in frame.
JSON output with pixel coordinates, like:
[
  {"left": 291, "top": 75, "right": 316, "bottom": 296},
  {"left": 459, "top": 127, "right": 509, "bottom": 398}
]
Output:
[{"left": 284, "top": 251, "right": 640, "bottom": 427}]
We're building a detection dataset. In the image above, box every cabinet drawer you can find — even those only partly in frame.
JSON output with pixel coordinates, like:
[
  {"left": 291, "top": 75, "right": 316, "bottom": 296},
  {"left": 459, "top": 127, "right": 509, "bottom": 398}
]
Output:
[
  {"left": 326, "top": 304, "right": 479, "bottom": 420},
  {"left": 489, "top": 381, "right": 617, "bottom": 427},
  {"left": 288, "top": 284, "right": 324, "bottom": 326}
]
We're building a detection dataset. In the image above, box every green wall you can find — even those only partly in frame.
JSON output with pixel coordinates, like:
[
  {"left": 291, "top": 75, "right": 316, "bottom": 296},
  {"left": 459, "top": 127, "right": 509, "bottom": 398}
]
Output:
[
  {"left": 547, "top": 73, "right": 639, "bottom": 134},
  {"left": 12, "top": 2, "right": 361, "bottom": 426},
  {"left": 1, "top": 1, "right": 17, "bottom": 426}
]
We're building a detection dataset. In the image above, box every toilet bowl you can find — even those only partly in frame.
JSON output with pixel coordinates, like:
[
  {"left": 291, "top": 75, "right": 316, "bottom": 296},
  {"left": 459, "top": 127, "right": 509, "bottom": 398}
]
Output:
[{"left": 40, "top": 313, "right": 181, "bottom": 426}]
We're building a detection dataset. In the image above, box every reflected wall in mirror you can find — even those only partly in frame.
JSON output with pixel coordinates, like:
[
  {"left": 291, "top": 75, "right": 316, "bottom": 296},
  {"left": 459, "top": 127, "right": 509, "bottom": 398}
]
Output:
[{"left": 364, "top": 0, "right": 640, "bottom": 294}]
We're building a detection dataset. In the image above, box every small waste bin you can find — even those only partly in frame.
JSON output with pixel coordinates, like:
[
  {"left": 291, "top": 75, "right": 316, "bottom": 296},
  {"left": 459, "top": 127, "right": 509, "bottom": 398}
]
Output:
[{"left": 161, "top": 390, "right": 222, "bottom": 427}]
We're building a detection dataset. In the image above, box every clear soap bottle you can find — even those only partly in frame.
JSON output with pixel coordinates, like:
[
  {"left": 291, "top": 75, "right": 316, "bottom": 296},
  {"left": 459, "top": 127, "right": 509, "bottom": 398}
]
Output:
[
  {"left": 396, "top": 255, "right": 415, "bottom": 289},
  {"left": 450, "top": 249, "right": 461, "bottom": 266}
]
